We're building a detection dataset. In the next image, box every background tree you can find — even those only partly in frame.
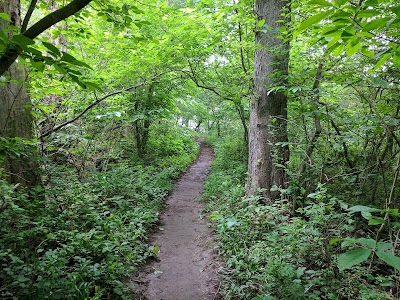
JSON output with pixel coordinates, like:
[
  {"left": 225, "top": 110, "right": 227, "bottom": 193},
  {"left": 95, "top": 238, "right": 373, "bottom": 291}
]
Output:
[
  {"left": 247, "top": 0, "right": 291, "bottom": 200},
  {"left": 0, "top": 0, "right": 40, "bottom": 188},
  {"left": 0, "top": 0, "right": 94, "bottom": 189}
]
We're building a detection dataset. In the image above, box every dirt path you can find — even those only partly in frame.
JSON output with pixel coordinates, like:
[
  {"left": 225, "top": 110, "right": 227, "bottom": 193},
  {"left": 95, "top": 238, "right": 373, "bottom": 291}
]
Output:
[{"left": 134, "top": 139, "right": 221, "bottom": 300}]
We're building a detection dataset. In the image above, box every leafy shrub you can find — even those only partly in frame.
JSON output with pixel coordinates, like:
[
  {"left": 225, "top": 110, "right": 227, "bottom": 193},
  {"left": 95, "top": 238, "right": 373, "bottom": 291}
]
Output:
[
  {"left": 0, "top": 127, "right": 198, "bottom": 299},
  {"left": 203, "top": 137, "right": 397, "bottom": 299}
]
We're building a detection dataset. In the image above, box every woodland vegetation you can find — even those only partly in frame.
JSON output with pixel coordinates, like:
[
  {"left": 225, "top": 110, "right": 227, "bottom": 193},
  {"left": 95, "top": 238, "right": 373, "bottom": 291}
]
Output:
[{"left": 1, "top": 0, "right": 400, "bottom": 299}]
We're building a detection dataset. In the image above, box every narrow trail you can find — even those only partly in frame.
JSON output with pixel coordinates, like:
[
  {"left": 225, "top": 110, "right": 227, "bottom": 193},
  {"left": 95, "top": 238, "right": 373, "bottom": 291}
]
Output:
[{"left": 135, "top": 138, "right": 222, "bottom": 300}]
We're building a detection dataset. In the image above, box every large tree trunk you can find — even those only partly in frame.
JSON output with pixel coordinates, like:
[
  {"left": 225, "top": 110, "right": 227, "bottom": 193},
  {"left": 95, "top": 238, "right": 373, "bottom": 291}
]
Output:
[
  {"left": 246, "top": 0, "right": 290, "bottom": 200},
  {"left": 0, "top": 0, "right": 41, "bottom": 188}
]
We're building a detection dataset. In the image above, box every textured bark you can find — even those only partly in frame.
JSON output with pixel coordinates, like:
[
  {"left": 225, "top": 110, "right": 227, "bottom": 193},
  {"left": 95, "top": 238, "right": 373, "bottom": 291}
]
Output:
[
  {"left": 0, "top": 0, "right": 40, "bottom": 188},
  {"left": 246, "top": 0, "right": 290, "bottom": 200}
]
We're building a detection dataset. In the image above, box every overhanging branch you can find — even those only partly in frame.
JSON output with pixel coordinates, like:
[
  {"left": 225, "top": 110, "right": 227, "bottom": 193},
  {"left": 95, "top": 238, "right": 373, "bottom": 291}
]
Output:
[
  {"left": 0, "top": 0, "right": 93, "bottom": 76},
  {"left": 40, "top": 72, "right": 170, "bottom": 139}
]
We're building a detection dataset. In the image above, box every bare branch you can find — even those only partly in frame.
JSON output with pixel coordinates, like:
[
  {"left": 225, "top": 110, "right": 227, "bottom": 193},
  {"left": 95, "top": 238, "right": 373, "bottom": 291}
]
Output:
[
  {"left": 40, "top": 72, "right": 170, "bottom": 139},
  {"left": 21, "top": 0, "right": 38, "bottom": 32}
]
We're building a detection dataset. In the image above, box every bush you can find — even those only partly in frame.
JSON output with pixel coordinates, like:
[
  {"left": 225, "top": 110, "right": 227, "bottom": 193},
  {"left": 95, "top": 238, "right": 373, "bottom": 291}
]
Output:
[
  {"left": 0, "top": 126, "right": 198, "bottom": 299},
  {"left": 203, "top": 137, "right": 397, "bottom": 299}
]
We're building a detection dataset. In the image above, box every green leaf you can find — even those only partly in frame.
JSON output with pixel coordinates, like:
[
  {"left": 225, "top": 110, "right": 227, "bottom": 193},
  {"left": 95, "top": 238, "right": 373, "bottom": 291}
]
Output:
[
  {"left": 374, "top": 53, "right": 391, "bottom": 70},
  {"left": 390, "top": 5, "right": 400, "bottom": 16},
  {"left": 0, "top": 13, "right": 11, "bottom": 22},
  {"left": 371, "top": 77, "right": 389, "bottom": 88},
  {"left": 258, "top": 19, "right": 266, "bottom": 27},
  {"left": 377, "top": 242, "right": 392, "bottom": 252},
  {"left": 42, "top": 41, "right": 60, "bottom": 57},
  {"left": 31, "top": 60, "right": 45, "bottom": 73},
  {"left": 346, "top": 38, "right": 362, "bottom": 56},
  {"left": 341, "top": 237, "right": 376, "bottom": 249},
  {"left": 347, "top": 205, "right": 381, "bottom": 213},
  {"left": 332, "top": 43, "right": 345, "bottom": 56},
  {"left": 309, "top": 0, "right": 333, "bottom": 6},
  {"left": 330, "top": 237, "right": 343, "bottom": 245},
  {"left": 334, "top": 0, "right": 347, "bottom": 7},
  {"left": 357, "top": 9, "right": 380, "bottom": 18},
  {"left": 354, "top": 238, "right": 376, "bottom": 248},
  {"left": 362, "top": 17, "right": 391, "bottom": 31},
  {"left": 376, "top": 250, "right": 400, "bottom": 272},
  {"left": 226, "top": 217, "right": 238, "bottom": 229},
  {"left": 368, "top": 216, "right": 385, "bottom": 225},
  {"left": 11, "top": 35, "right": 34, "bottom": 47},
  {"left": 363, "top": 0, "right": 379, "bottom": 7},
  {"left": 361, "top": 46, "right": 374, "bottom": 57},
  {"left": 61, "top": 52, "right": 92, "bottom": 69},
  {"left": 338, "top": 248, "right": 372, "bottom": 272},
  {"left": 295, "top": 10, "right": 333, "bottom": 35}
]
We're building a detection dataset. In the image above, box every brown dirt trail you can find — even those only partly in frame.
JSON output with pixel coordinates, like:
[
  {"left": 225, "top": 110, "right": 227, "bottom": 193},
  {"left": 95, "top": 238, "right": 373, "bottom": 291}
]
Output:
[{"left": 133, "top": 139, "right": 222, "bottom": 300}]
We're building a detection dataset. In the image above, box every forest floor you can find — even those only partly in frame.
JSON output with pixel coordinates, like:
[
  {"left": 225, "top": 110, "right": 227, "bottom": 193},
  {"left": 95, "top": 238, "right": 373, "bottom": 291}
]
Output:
[{"left": 130, "top": 138, "right": 222, "bottom": 300}]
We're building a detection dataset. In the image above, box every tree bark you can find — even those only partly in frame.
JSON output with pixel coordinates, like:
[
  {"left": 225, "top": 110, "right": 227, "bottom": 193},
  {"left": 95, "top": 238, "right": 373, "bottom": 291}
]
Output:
[
  {"left": 246, "top": 0, "right": 290, "bottom": 200},
  {"left": 0, "top": 0, "right": 41, "bottom": 188}
]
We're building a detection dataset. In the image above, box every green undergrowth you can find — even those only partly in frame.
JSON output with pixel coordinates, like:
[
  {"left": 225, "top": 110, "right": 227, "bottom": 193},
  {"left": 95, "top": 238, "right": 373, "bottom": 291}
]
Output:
[
  {"left": 203, "top": 136, "right": 395, "bottom": 300},
  {"left": 0, "top": 130, "right": 198, "bottom": 299}
]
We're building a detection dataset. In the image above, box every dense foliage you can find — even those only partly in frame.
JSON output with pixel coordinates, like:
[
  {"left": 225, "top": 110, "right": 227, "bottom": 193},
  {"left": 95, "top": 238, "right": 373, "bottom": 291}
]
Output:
[
  {"left": 1, "top": 0, "right": 400, "bottom": 299},
  {"left": 0, "top": 122, "right": 197, "bottom": 298}
]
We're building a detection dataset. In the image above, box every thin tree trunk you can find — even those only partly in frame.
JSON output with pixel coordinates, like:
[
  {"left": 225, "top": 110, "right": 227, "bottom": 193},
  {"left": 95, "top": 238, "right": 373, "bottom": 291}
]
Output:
[{"left": 247, "top": 0, "right": 290, "bottom": 201}]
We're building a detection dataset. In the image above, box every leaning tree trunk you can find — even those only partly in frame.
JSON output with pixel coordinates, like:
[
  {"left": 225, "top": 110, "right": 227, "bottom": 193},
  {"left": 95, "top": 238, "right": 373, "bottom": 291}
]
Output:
[
  {"left": 0, "top": 0, "right": 41, "bottom": 189},
  {"left": 246, "top": 0, "right": 290, "bottom": 201}
]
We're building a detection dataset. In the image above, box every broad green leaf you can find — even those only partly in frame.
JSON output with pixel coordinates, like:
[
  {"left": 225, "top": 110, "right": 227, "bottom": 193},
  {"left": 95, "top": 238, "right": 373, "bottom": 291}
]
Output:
[
  {"left": 226, "top": 217, "right": 238, "bottom": 228},
  {"left": 386, "top": 208, "right": 399, "bottom": 217},
  {"left": 341, "top": 237, "right": 376, "bottom": 248},
  {"left": 362, "top": 17, "right": 391, "bottom": 31},
  {"left": 338, "top": 248, "right": 372, "bottom": 271},
  {"left": 373, "top": 53, "right": 391, "bottom": 70},
  {"left": 363, "top": 0, "right": 379, "bottom": 7},
  {"left": 376, "top": 250, "right": 400, "bottom": 272},
  {"left": 296, "top": 10, "right": 333, "bottom": 35},
  {"left": 84, "top": 81, "right": 103, "bottom": 91},
  {"left": 26, "top": 46, "right": 43, "bottom": 57},
  {"left": 334, "top": 0, "right": 347, "bottom": 7},
  {"left": 368, "top": 216, "right": 385, "bottom": 225},
  {"left": 394, "top": 51, "right": 400, "bottom": 67},
  {"left": 347, "top": 205, "right": 381, "bottom": 213},
  {"left": 60, "top": 52, "right": 79, "bottom": 62},
  {"left": 54, "top": 63, "right": 67, "bottom": 74},
  {"left": 11, "top": 35, "right": 34, "bottom": 47},
  {"left": 361, "top": 46, "right": 374, "bottom": 57},
  {"left": 327, "top": 35, "right": 341, "bottom": 48},
  {"left": 31, "top": 60, "right": 45, "bottom": 73},
  {"left": 346, "top": 38, "right": 362, "bottom": 56},
  {"left": 42, "top": 41, "right": 60, "bottom": 57},
  {"left": 377, "top": 242, "right": 392, "bottom": 252},
  {"left": 332, "top": 43, "right": 345, "bottom": 56},
  {"left": 390, "top": 5, "right": 400, "bottom": 16},
  {"left": 332, "top": 10, "right": 352, "bottom": 20},
  {"left": 330, "top": 237, "right": 343, "bottom": 245},
  {"left": 0, "top": 13, "right": 11, "bottom": 22},
  {"left": 321, "top": 26, "right": 344, "bottom": 37},
  {"left": 371, "top": 77, "right": 389, "bottom": 88},
  {"left": 358, "top": 9, "right": 380, "bottom": 18},
  {"left": 61, "top": 52, "right": 92, "bottom": 69},
  {"left": 258, "top": 19, "right": 266, "bottom": 27},
  {"left": 309, "top": 0, "right": 333, "bottom": 6},
  {"left": 361, "top": 211, "right": 372, "bottom": 219},
  {"left": 354, "top": 238, "right": 376, "bottom": 248},
  {"left": 358, "top": 31, "right": 373, "bottom": 38}
]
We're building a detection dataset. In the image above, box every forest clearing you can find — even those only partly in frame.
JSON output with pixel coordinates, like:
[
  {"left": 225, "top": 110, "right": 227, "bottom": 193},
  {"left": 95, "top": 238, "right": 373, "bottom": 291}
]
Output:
[{"left": 1, "top": 0, "right": 400, "bottom": 299}]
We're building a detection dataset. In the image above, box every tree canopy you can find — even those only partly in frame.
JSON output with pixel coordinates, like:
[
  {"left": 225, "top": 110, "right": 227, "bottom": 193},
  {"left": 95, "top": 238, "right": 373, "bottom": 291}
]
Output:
[{"left": 1, "top": 0, "right": 400, "bottom": 298}]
